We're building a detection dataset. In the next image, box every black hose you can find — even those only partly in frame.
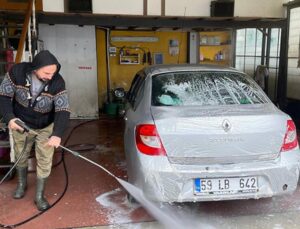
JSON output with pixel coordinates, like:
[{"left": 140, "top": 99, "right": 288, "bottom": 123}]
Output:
[
  {"left": 28, "top": 143, "right": 95, "bottom": 173},
  {"left": 0, "top": 120, "right": 96, "bottom": 228},
  {"left": 0, "top": 153, "right": 68, "bottom": 229},
  {"left": 0, "top": 136, "right": 29, "bottom": 185}
]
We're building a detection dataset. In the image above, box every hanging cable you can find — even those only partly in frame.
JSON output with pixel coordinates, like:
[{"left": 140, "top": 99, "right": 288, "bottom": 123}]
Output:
[
  {"left": 27, "top": 17, "right": 32, "bottom": 62},
  {"left": 0, "top": 136, "right": 28, "bottom": 185}
]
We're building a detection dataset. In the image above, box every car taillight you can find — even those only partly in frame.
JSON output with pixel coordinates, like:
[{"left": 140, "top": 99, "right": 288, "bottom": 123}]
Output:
[
  {"left": 281, "top": 120, "right": 298, "bottom": 152},
  {"left": 135, "top": 124, "right": 166, "bottom": 156}
]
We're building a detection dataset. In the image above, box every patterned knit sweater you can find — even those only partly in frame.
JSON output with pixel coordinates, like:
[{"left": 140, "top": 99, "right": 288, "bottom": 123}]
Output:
[{"left": 0, "top": 50, "right": 70, "bottom": 138}]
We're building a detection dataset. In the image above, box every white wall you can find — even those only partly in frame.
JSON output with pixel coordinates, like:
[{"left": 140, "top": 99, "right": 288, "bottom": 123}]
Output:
[
  {"left": 42, "top": 0, "right": 290, "bottom": 18},
  {"left": 165, "top": 0, "right": 211, "bottom": 16},
  {"left": 42, "top": 0, "right": 64, "bottom": 12},
  {"left": 92, "top": 0, "right": 143, "bottom": 15},
  {"left": 38, "top": 24, "right": 99, "bottom": 119},
  {"left": 234, "top": 0, "right": 286, "bottom": 18},
  {"left": 148, "top": 0, "right": 161, "bottom": 16}
]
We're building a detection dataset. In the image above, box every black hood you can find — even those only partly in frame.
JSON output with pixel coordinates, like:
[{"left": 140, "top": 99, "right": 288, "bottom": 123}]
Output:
[{"left": 31, "top": 50, "right": 61, "bottom": 73}]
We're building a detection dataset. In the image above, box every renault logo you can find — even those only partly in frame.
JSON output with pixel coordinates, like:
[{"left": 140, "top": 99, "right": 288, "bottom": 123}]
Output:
[{"left": 222, "top": 119, "right": 231, "bottom": 132}]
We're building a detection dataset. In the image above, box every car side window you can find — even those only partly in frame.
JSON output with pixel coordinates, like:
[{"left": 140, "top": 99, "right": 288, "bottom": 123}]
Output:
[
  {"left": 127, "top": 74, "right": 140, "bottom": 105},
  {"left": 127, "top": 75, "right": 138, "bottom": 101},
  {"left": 127, "top": 73, "right": 145, "bottom": 108},
  {"left": 133, "top": 81, "right": 145, "bottom": 110}
]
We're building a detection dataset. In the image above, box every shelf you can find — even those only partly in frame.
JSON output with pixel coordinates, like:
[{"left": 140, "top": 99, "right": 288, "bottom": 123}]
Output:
[
  {"left": 200, "top": 44, "right": 231, "bottom": 46},
  {"left": 120, "top": 54, "right": 140, "bottom": 65},
  {"left": 201, "top": 60, "right": 228, "bottom": 63},
  {"left": 199, "top": 31, "right": 232, "bottom": 67}
]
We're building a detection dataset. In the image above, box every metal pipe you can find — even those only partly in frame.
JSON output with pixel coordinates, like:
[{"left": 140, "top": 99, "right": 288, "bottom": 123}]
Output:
[
  {"left": 32, "top": 0, "right": 37, "bottom": 37},
  {"left": 96, "top": 26, "right": 112, "bottom": 103},
  {"left": 265, "top": 28, "right": 271, "bottom": 68},
  {"left": 27, "top": 18, "right": 32, "bottom": 62},
  {"left": 261, "top": 28, "right": 266, "bottom": 65},
  {"left": 106, "top": 29, "right": 112, "bottom": 103},
  {"left": 59, "top": 145, "right": 116, "bottom": 178}
]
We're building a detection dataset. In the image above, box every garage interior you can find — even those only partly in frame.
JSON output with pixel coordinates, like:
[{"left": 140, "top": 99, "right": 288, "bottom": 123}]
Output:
[{"left": 1, "top": 0, "right": 300, "bottom": 228}]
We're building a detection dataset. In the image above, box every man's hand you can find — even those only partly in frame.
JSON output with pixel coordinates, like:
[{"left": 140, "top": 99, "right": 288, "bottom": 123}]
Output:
[
  {"left": 8, "top": 118, "right": 24, "bottom": 132},
  {"left": 46, "top": 136, "right": 61, "bottom": 148}
]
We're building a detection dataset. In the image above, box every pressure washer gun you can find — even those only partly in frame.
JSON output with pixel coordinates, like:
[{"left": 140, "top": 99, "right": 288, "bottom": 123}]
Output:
[
  {"left": 15, "top": 119, "right": 31, "bottom": 133},
  {"left": 13, "top": 120, "right": 115, "bottom": 176},
  {"left": 14, "top": 119, "right": 81, "bottom": 158},
  {"left": 1, "top": 120, "right": 117, "bottom": 187}
]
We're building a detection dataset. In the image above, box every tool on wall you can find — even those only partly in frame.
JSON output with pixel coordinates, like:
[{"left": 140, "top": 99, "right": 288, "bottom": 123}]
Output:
[
  {"left": 147, "top": 51, "right": 152, "bottom": 65},
  {"left": 119, "top": 46, "right": 152, "bottom": 65}
]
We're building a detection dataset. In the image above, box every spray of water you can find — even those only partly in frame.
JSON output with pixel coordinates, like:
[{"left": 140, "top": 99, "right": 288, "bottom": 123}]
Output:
[
  {"left": 64, "top": 146, "right": 216, "bottom": 229},
  {"left": 116, "top": 178, "right": 216, "bottom": 229},
  {"left": 117, "top": 178, "right": 184, "bottom": 229}
]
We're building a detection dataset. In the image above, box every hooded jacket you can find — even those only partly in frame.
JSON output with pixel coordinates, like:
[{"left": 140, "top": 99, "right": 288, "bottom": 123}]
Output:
[{"left": 0, "top": 50, "right": 70, "bottom": 138}]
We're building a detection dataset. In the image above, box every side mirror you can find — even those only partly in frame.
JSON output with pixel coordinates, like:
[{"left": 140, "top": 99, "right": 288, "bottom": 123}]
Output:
[{"left": 114, "top": 88, "right": 126, "bottom": 99}]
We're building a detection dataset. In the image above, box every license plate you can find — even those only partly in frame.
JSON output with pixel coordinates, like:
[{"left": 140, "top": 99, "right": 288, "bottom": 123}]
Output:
[{"left": 194, "top": 176, "right": 258, "bottom": 195}]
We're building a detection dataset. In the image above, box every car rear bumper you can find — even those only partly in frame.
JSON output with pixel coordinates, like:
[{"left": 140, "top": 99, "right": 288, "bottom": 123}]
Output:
[{"left": 136, "top": 149, "right": 300, "bottom": 202}]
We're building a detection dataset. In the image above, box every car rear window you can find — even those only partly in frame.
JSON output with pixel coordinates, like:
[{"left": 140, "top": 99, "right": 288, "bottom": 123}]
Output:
[{"left": 152, "top": 71, "right": 268, "bottom": 106}]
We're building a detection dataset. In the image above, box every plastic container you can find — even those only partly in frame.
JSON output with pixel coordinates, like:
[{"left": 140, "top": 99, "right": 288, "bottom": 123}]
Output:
[{"left": 103, "top": 102, "right": 118, "bottom": 116}]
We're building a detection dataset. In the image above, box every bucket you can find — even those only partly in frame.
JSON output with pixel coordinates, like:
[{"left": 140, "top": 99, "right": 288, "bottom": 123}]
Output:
[{"left": 103, "top": 102, "right": 118, "bottom": 116}]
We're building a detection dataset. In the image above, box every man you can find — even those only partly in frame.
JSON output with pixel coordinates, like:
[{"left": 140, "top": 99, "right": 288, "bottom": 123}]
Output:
[{"left": 0, "top": 50, "right": 70, "bottom": 211}]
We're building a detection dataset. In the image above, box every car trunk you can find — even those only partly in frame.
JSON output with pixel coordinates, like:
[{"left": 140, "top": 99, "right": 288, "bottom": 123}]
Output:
[{"left": 151, "top": 104, "right": 287, "bottom": 165}]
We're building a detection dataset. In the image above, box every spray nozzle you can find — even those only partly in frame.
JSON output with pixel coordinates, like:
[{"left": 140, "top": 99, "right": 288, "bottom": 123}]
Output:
[{"left": 15, "top": 120, "right": 31, "bottom": 133}]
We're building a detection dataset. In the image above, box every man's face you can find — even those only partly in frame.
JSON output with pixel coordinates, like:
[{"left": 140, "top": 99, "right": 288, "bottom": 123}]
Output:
[{"left": 34, "top": 64, "right": 57, "bottom": 82}]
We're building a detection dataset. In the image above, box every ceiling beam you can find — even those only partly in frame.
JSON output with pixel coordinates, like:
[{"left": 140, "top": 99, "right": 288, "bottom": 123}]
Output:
[{"left": 35, "top": 12, "right": 287, "bottom": 29}]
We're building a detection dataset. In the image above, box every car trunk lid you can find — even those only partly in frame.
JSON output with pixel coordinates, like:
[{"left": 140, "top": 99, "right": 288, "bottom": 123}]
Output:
[{"left": 151, "top": 104, "right": 287, "bottom": 164}]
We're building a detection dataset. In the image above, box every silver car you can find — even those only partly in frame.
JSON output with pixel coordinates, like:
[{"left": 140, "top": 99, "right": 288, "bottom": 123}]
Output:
[{"left": 123, "top": 64, "right": 300, "bottom": 202}]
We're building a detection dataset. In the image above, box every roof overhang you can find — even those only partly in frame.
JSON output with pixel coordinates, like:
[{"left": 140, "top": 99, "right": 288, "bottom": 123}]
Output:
[
  {"left": 38, "top": 12, "right": 287, "bottom": 30},
  {"left": 0, "top": 10, "right": 287, "bottom": 31}
]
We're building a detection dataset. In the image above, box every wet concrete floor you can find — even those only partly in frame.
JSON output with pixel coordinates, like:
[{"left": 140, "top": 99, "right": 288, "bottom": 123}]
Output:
[{"left": 1, "top": 117, "right": 300, "bottom": 229}]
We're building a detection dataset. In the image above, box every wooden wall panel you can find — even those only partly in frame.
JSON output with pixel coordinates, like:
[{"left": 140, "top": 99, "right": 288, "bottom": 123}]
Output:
[{"left": 0, "top": 0, "right": 42, "bottom": 11}]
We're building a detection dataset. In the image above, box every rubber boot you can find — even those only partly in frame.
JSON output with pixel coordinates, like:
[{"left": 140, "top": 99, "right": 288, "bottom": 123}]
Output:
[
  {"left": 13, "top": 167, "right": 28, "bottom": 199},
  {"left": 34, "top": 177, "right": 50, "bottom": 211}
]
